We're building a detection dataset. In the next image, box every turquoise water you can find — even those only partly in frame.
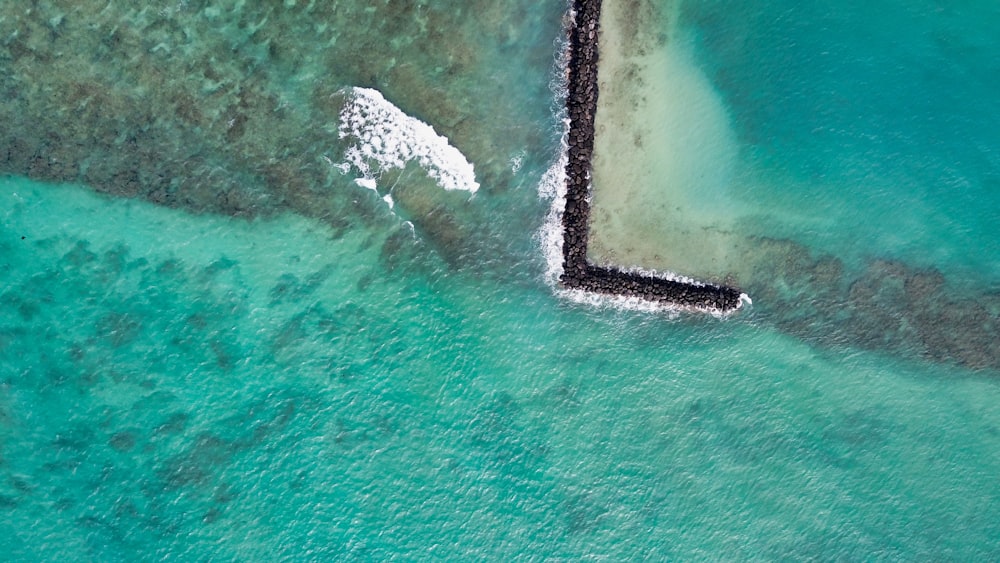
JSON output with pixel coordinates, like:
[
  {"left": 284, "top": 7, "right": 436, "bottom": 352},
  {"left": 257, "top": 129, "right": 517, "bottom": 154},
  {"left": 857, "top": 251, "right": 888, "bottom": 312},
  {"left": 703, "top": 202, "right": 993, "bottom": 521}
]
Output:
[
  {"left": 684, "top": 0, "right": 1000, "bottom": 278},
  {"left": 1, "top": 0, "right": 1000, "bottom": 560}
]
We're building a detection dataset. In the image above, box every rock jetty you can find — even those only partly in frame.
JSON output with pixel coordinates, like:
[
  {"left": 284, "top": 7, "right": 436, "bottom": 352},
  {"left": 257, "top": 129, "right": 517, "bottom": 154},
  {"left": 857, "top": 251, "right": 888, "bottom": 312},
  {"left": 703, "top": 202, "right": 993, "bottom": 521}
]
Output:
[{"left": 559, "top": 0, "right": 744, "bottom": 313}]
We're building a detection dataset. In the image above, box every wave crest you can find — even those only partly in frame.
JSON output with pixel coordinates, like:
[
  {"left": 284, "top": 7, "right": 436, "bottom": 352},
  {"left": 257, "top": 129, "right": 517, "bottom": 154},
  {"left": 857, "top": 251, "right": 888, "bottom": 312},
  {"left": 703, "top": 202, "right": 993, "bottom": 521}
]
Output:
[{"left": 335, "top": 87, "right": 479, "bottom": 194}]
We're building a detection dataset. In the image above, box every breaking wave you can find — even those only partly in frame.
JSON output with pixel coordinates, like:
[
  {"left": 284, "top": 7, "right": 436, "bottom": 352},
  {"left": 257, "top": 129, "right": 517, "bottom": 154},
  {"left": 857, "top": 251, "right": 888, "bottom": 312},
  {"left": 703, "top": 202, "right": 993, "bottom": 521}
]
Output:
[{"left": 334, "top": 87, "right": 480, "bottom": 195}]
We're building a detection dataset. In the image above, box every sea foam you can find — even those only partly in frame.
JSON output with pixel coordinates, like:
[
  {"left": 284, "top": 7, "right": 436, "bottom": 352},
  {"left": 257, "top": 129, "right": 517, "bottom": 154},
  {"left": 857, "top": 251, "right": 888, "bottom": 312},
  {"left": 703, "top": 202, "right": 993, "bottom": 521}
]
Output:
[{"left": 335, "top": 87, "right": 479, "bottom": 195}]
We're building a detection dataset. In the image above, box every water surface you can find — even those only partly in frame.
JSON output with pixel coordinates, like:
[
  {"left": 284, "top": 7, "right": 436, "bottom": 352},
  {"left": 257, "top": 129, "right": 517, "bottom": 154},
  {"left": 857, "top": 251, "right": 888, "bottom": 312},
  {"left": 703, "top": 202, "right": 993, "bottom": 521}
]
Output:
[{"left": 1, "top": 0, "right": 999, "bottom": 559}]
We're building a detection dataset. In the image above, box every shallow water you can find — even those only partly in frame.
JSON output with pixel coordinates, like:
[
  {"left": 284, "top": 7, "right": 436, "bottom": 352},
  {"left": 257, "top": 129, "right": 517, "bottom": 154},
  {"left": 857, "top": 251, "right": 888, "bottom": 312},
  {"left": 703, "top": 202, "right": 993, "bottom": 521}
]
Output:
[
  {"left": 587, "top": 0, "right": 1000, "bottom": 370},
  {"left": 1, "top": 0, "right": 1000, "bottom": 559},
  {"left": 588, "top": 0, "right": 744, "bottom": 280},
  {"left": 590, "top": 0, "right": 1000, "bottom": 282}
]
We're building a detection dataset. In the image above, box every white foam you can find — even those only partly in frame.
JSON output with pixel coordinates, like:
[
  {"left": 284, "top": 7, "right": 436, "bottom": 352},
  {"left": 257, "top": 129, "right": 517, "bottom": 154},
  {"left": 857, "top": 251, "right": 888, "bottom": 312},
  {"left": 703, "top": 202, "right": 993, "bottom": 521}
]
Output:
[
  {"left": 335, "top": 87, "right": 479, "bottom": 195},
  {"left": 510, "top": 151, "right": 525, "bottom": 174},
  {"left": 559, "top": 286, "right": 733, "bottom": 318},
  {"left": 611, "top": 264, "right": 707, "bottom": 288},
  {"left": 535, "top": 19, "right": 576, "bottom": 287},
  {"left": 355, "top": 177, "right": 377, "bottom": 191},
  {"left": 536, "top": 132, "right": 570, "bottom": 286}
]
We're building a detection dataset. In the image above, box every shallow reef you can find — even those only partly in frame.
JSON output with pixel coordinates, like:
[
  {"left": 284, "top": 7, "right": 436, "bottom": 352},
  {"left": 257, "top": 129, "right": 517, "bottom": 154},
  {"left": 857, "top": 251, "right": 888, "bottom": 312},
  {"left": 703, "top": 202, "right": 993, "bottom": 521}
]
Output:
[
  {"left": 0, "top": 1, "right": 563, "bottom": 269},
  {"left": 742, "top": 237, "right": 1000, "bottom": 372}
]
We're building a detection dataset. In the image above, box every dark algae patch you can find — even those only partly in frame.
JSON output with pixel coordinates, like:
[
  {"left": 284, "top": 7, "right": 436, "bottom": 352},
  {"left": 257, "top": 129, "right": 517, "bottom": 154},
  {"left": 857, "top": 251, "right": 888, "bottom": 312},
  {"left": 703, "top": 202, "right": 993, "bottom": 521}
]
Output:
[{"left": 559, "top": 0, "right": 744, "bottom": 313}]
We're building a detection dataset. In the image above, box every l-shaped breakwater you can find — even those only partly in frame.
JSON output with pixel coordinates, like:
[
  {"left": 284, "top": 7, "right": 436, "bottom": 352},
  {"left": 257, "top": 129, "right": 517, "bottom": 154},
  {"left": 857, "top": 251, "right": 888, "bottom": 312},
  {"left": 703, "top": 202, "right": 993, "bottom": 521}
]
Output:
[{"left": 558, "top": 0, "right": 745, "bottom": 313}]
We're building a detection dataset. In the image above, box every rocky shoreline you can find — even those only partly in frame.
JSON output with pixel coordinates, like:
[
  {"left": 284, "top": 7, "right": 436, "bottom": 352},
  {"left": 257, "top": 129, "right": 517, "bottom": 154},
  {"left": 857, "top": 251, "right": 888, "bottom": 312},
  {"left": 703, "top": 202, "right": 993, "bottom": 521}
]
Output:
[{"left": 559, "top": 0, "right": 744, "bottom": 313}]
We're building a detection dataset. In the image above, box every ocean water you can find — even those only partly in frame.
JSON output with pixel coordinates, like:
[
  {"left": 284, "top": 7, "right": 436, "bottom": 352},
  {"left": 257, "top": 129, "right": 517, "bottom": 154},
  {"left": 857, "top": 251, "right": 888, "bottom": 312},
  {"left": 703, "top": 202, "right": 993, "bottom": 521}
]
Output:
[
  {"left": 1, "top": 0, "right": 1000, "bottom": 560},
  {"left": 589, "top": 0, "right": 1000, "bottom": 281}
]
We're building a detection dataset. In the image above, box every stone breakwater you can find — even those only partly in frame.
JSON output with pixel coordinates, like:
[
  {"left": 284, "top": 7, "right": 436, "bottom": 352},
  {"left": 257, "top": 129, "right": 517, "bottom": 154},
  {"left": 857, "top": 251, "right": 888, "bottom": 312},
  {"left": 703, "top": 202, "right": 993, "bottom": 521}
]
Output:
[{"left": 559, "top": 0, "right": 744, "bottom": 313}]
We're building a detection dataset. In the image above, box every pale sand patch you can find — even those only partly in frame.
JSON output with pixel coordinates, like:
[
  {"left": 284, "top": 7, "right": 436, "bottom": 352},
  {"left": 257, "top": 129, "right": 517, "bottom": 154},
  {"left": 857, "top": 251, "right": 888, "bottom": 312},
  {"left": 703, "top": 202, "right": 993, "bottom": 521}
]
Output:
[{"left": 587, "top": 0, "right": 747, "bottom": 282}]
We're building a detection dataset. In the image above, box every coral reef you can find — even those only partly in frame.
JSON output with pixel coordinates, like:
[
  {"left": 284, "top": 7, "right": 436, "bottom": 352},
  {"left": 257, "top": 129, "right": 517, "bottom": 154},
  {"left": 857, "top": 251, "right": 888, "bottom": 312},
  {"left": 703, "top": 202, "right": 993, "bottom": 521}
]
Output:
[
  {"left": 744, "top": 237, "right": 1000, "bottom": 371},
  {"left": 0, "top": 1, "right": 561, "bottom": 261}
]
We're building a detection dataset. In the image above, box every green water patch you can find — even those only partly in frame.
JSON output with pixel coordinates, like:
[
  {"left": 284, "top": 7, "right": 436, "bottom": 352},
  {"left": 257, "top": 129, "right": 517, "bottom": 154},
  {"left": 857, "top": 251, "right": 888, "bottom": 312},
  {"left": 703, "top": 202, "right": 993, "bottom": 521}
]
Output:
[
  {"left": 2, "top": 0, "right": 1000, "bottom": 557},
  {"left": 0, "top": 176, "right": 483, "bottom": 557},
  {"left": 3, "top": 176, "right": 1000, "bottom": 559}
]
